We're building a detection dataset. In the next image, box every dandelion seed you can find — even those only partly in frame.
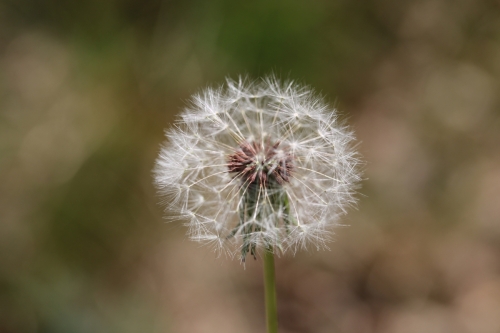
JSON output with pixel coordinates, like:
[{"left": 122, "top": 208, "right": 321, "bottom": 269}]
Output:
[{"left": 154, "top": 76, "right": 361, "bottom": 261}]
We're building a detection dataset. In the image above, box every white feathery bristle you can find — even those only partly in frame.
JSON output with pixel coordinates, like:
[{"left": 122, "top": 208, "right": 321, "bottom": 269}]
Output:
[{"left": 154, "top": 76, "right": 361, "bottom": 259}]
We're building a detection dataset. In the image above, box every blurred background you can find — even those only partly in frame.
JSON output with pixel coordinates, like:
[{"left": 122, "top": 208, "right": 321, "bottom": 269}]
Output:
[{"left": 1, "top": 0, "right": 500, "bottom": 332}]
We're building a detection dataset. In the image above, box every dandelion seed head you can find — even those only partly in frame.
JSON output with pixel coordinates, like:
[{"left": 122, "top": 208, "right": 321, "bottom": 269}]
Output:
[{"left": 154, "top": 76, "right": 361, "bottom": 260}]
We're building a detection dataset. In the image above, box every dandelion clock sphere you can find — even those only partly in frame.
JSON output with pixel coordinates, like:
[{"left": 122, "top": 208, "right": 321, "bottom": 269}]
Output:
[{"left": 154, "top": 76, "right": 361, "bottom": 261}]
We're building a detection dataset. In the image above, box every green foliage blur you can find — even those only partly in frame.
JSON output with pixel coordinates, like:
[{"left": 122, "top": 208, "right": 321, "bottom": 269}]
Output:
[{"left": 1, "top": 0, "right": 500, "bottom": 332}]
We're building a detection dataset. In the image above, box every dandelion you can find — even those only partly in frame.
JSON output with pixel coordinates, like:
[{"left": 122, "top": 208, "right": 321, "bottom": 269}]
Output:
[{"left": 154, "top": 76, "right": 361, "bottom": 332}]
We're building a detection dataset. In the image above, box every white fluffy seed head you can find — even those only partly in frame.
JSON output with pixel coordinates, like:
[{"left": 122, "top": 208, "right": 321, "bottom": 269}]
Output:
[{"left": 154, "top": 76, "right": 361, "bottom": 260}]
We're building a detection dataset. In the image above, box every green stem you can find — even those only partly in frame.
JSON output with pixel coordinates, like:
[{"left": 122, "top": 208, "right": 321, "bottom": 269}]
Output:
[{"left": 263, "top": 248, "right": 278, "bottom": 333}]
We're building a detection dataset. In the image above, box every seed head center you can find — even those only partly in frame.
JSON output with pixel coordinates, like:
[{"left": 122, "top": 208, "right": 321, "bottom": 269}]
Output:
[{"left": 227, "top": 140, "right": 293, "bottom": 187}]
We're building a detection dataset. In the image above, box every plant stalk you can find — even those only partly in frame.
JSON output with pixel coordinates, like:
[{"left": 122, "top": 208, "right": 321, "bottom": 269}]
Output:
[{"left": 263, "top": 248, "right": 278, "bottom": 333}]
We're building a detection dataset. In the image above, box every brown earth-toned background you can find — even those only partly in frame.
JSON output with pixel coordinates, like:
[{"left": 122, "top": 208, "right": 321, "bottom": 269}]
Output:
[{"left": 1, "top": 1, "right": 500, "bottom": 332}]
